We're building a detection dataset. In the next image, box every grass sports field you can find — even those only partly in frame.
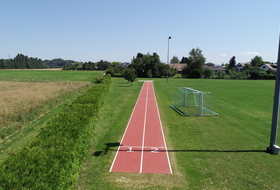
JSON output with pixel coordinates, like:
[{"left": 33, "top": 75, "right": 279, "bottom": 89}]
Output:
[
  {"left": 1, "top": 70, "right": 280, "bottom": 189},
  {"left": 0, "top": 69, "right": 103, "bottom": 81},
  {"left": 79, "top": 77, "right": 280, "bottom": 189}
]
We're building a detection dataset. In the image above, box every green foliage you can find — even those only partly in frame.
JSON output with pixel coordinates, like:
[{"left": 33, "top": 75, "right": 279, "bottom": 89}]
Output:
[
  {"left": 182, "top": 48, "right": 206, "bottom": 78},
  {"left": 0, "top": 70, "right": 103, "bottom": 82},
  {"left": 44, "top": 58, "right": 77, "bottom": 68},
  {"left": 170, "top": 55, "right": 180, "bottom": 63},
  {"left": 96, "top": 60, "right": 111, "bottom": 70},
  {"left": 123, "top": 68, "right": 137, "bottom": 86},
  {"left": 228, "top": 56, "right": 236, "bottom": 69},
  {"left": 180, "top": 56, "right": 191, "bottom": 64},
  {"left": 250, "top": 70, "right": 260, "bottom": 79},
  {"left": 203, "top": 68, "right": 213, "bottom": 79},
  {"left": 251, "top": 55, "right": 263, "bottom": 67},
  {"left": 1, "top": 54, "right": 43, "bottom": 69},
  {"left": 215, "top": 71, "right": 226, "bottom": 79},
  {"left": 93, "top": 75, "right": 104, "bottom": 84},
  {"left": 106, "top": 66, "right": 125, "bottom": 77},
  {"left": 129, "top": 52, "right": 167, "bottom": 78},
  {"left": 205, "top": 62, "right": 215, "bottom": 67},
  {"left": 0, "top": 75, "right": 111, "bottom": 189},
  {"left": 146, "top": 69, "right": 153, "bottom": 78}
]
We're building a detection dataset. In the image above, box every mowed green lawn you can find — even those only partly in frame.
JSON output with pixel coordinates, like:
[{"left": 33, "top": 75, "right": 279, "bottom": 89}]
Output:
[
  {"left": 155, "top": 78, "right": 279, "bottom": 189},
  {"left": 79, "top": 78, "right": 280, "bottom": 189},
  {"left": 0, "top": 70, "right": 103, "bottom": 81}
]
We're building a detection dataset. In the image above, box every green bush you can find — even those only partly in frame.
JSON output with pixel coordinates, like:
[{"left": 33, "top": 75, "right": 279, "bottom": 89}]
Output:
[
  {"left": 0, "top": 75, "right": 111, "bottom": 189},
  {"left": 93, "top": 75, "right": 104, "bottom": 84}
]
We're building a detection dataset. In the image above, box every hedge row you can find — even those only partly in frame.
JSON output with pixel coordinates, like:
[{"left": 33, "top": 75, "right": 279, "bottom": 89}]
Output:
[{"left": 0, "top": 75, "right": 111, "bottom": 189}]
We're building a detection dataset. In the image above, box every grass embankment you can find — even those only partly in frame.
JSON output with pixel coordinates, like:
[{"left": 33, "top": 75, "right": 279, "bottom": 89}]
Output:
[
  {"left": 79, "top": 78, "right": 280, "bottom": 189},
  {"left": 0, "top": 75, "right": 111, "bottom": 189}
]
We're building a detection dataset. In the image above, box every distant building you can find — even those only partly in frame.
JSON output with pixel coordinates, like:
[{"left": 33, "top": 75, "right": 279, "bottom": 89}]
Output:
[
  {"left": 260, "top": 63, "right": 277, "bottom": 72},
  {"left": 236, "top": 62, "right": 251, "bottom": 72},
  {"left": 203, "top": 66, "right": 225, "bottom": 75},
  {"left": 168, "top": 63, "right": 187, "bottom": 73},
  {"left": 117, "top": 62, "right": 130, "bottom": 68}
]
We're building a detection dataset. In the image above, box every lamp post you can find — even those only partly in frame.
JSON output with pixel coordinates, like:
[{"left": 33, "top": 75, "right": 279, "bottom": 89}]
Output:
[
  {"left": 167, "top": 36, "right": 171, "bottom": 82},
  {"left": 267, "top": 34, "right": 280, "bottom": 154}
]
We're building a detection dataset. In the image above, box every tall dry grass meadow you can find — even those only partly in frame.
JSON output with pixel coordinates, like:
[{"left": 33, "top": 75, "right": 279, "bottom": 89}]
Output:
[{"left": 0, "top": 81, "right": 91, "bottom": 137}]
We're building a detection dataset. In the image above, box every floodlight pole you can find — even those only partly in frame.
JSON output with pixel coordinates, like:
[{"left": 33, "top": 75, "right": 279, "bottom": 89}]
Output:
[
  {"left": 267, "top": 34, "right": 280, "bottom": 154},
  {"left": 166, "top": 36, "right": 171, "bottom": 82}
]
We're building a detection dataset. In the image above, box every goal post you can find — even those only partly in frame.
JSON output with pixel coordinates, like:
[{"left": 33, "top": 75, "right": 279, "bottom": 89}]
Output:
[{"left": 171, "top": 87, "right": 218, "bottom": 116}]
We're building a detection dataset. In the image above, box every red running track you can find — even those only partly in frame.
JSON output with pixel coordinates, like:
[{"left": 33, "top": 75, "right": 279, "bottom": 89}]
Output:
[{"left": 109, "top": 81, "right": 172, "bottom": 174}]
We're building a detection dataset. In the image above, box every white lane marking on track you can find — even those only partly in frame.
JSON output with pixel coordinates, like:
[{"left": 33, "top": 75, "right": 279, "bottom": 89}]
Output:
[{"left": 140, "top": 82, "right": 149, "bottom": 173}]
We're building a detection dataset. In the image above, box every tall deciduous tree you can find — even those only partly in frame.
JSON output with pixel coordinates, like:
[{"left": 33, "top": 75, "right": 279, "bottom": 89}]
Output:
[
  {"left": 182, "top": 48, "right": 206, "bottom": 78},
  {"left": 129, "top": 52, "right": 170, "bottom": 78},
  {"left": 251, "top": 55, "right": 263, "bottom": 67}
]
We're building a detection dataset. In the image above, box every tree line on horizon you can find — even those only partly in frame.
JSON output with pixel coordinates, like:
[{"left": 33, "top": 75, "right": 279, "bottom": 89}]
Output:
[
  {"left": 1, "top": 51, "right": 274, "bottom": 80},
  {"left": 0, "top": 54, "right": 43, "bottom": 69},
  {"left": 169, "top": 49, "right": 275, "bottom": 79}
]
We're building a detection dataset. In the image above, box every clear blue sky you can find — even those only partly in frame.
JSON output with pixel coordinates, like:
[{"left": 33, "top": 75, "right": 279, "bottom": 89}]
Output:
[{"left": 1, "top": 0, "right": 280, "bottom": 65}]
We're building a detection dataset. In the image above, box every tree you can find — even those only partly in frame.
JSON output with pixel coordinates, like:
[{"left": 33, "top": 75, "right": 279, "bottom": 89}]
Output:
[
  {"left": 111, "top": 62, "right": 120, "bottom": 67},
  {"left": 250, "top": 70, "right": 260, "bottom": 79},
  {"left": 203, "top": 68, "right": 213, "bottom": 79},
  {"left": 251, "top": 56, "right": 263, "bottom": 67},
  {"left": 182, "top": 48, "right": 206, "bottom": 78},
  {"left": 123, "top": 68, "right": 137, "bottom": 86},
  {"left": 170, "top": 56, "right": 180, "bottom": 63},
  {"left": 180, "top": 56, "right": 191, "bottom": 64},
  {"left": 129, "top": 52, "right": 167, "bottom": 78},
  {"left": 97, "top": 60, "right": 111, "bottom": 70},
  {"left": 216, "top": 71, "right": 226, "bottom": 79},
  {"left": 146, "top": 69, "right": 153, "bottom": 78},
  {"left": 205, "top": 62, "right": 215, "bottom": 67},
  {"left": 228, "top": 56, "right": 236, "bottom": 69}
]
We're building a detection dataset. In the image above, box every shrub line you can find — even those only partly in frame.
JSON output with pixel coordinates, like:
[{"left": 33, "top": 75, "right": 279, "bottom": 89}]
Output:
[{"left": 0, "top": 75, "right": 111, "bottom": 189}]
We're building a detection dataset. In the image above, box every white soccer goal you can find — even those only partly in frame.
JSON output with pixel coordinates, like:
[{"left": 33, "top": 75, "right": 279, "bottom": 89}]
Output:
[{"left": 171, "top": 87, "right": 218, "bottom": 116}]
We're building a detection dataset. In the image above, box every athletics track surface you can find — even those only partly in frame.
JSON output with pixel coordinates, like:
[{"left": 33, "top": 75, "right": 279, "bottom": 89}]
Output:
[{"left": 110, "top": 81, "right": 172, "bottom": 174}]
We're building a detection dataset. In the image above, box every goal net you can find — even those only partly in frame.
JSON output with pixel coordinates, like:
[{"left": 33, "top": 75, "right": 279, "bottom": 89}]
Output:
[{"left": 171, "top": 87, "right": 218, "bottom": 116}]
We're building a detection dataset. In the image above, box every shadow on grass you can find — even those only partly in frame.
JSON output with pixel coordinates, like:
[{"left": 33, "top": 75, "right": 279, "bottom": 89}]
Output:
[
  {"left": 166, "top": 149, "right": 266, "bottom": 153},
  {"left": 93, "top": 142, "right": 120, "bottom": 156},
  {"left": 93, "top": 142, "right": 266, "bottom": 156}
]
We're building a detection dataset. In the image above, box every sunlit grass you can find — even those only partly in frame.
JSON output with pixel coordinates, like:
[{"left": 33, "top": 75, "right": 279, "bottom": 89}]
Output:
[
  {"left": 0, "top": 70, "right": 103, "bottom": 82},
  {"left": 0, "top": 81, "right": 91, "bottom": 138},
  {"left": 79, "top": 78, "right": 280, "bottom": 189}
]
